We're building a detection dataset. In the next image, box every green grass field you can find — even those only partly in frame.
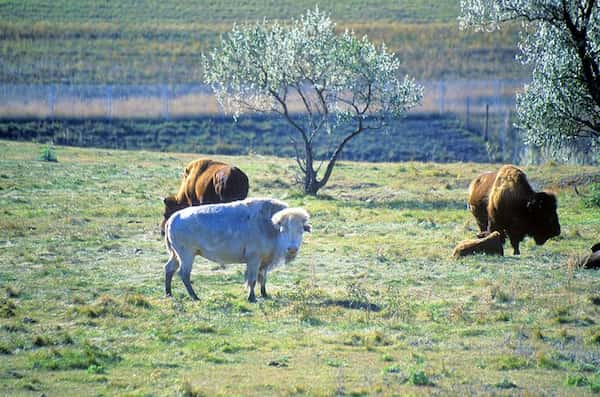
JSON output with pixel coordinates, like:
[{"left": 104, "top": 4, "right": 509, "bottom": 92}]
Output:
[
  {"left": 1, "top": 0, "right": 460, "bottom": 23},
  {"left": 0, "top": 140, "right": 599, "bottom": 395},
  {"left": 0, "top": 0, "right": 525, "bottom": 83}
]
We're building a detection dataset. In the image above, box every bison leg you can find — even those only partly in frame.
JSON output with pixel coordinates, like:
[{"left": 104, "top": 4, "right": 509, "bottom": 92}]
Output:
[
  {"left": 247, "top": 281, "right": 257, "bottom": 303},
  {"left": 472, "top": 205, "right": 489, "bottom": 234},
  {"left": 178, "top": 251, "right": 199, "bottom": 301},
  {"left": 164, "top": 252, "right": 180, "bottom": 298},
  {"left": 245, "top": 258, "right": 260, "bottom": 303},
  {"left": 258, "top": 268, "right": 269, "bottom": 299},
  {"left": 510, "top": 236, "right": 521, "bottom": 256}
]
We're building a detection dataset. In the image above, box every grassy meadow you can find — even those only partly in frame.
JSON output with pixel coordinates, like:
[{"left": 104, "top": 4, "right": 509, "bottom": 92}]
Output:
[
  {"left": 0, "top": 140, "right": 599, "bottom": 395},
  {"left": 0, "top": 0, "right": 525, "bottom": 83}
]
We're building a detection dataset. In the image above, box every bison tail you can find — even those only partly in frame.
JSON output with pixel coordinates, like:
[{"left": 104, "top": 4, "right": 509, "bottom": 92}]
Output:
[{"left": 164, "top": 220, "right": 174, "bottom": 254}]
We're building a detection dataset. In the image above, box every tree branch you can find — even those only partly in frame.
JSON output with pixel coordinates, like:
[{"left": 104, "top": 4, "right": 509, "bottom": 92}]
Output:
[
  {"left": 315, "top": 121, "right": 366, "bottom": 190},
  {"left": 290, "top": 136, "right": 307, "bottom": 173},
  {"left": 561, "top": 0, "right": 600, "bottom": 107}
]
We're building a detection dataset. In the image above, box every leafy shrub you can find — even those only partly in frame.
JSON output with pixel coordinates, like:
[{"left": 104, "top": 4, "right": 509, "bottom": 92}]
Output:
[
  {"left": 325, "top": 358, "right": 345, "bottom": 368},
  {"left": 583, "top": 184, "right": 600, "bottom": 208},
  {"left": 536, "top": 352, "right": 562, "bottom": 369},
  {"left": 125, "top": 293, "right": 152, "bottom": 308},
  {"left": 0, "top": 298, "right": 17, "bottom": 318},
  {"left": 564, "top": 374, "right": 589, "bottom": 387},
  {"left": 382, "top": 364, "right": 401, "bottom": 374},
  {"left": 39, "top": 145, "right": 58, "bottom": 162},
  {"left": 381, "top": 354, "right": 394, "bottom": 362},
  {"left": 588, "top": 328, "right": 600, "bottom": 345},
  {"left": 177, "top": 379, "right": 207, "bottom": 397},
  {"left": 407, "top": 369, "right": 434, "bottom": 386},
  {"left": 32, "top": 335, "right": 52, "bottom": 347},
  {"left": 495, "top": 378, "right": 517, "bottom": 389},
  {"left": 496, "top": 355, "right": 529, "bottom": 370},
  {"left": 5, "top": 286, "right": 20, "bottom": 298},
  {"left": 0, "top": 343, "right": 12, "bottom": 355},
  {"left": 32, "top": 343, "right": 120, "bottom": 371},
  {"left": 86, "top": 364, "right": 106, "bottom": 374},
  {"left": 590, "top": 374, "right": 600, "bottom": 393},
  {"left": 76, "top": 295, "right": 126, "bottom": 318}
]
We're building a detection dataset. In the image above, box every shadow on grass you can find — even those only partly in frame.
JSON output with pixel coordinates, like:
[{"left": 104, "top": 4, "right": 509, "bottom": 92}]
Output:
[
  {"left": 323, "top": 299, "right": 381, "bottom": 312},
  {"left": 316, "top": 194, "right": 466, "bottom": 211}
]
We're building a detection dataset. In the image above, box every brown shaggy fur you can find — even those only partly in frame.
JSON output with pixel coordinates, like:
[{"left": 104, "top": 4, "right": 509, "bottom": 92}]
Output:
[
  {"left": 453, "top": 231, "right": 504, "bottom": 257},
  {"left": 583, "top": 252, "right": 600, "bottom": 269},
  {"left": 485, "top": 165, "right": 560, "bottom": 255},
  {"left": 582, "top": 243, "right": 600, "bottom": 269},
  {"left": 161, "top": 159, "right": 249, "bottom": 234},
  {"left": 468, "top": 171, "right": 497, "bottom": 233}
]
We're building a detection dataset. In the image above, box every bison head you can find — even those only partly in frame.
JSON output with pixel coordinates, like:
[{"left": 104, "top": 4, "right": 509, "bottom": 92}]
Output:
[
  {"left": 160, "top": 195, "right": 187, "bottom": 236},
  {"left": 271, "top": 207, "right": 311, "bottom": 263},
  {"left": 527, "top": 191, "right": 560, "bottom": 245}
]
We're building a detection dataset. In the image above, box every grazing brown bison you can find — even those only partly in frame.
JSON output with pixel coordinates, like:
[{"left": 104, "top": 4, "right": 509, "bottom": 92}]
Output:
[
  {"left": 468, "top": 165, "right": 560, "bottom": 255},
  {"left": 160, "top": 159, "right": 249, "bottom": 235}
]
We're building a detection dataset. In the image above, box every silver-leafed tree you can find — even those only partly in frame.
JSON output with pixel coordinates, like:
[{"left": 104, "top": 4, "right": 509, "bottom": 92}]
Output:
[
  {"left": 203, "top": 7, "right": 423, "bottom": 194},
  {"left": 460, "top": 0, "right": 600, "bottom": 156}
]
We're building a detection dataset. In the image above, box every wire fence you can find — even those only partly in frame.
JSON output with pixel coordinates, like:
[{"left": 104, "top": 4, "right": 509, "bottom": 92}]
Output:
[
  {"left": 0, "top": 79, "right": 523, "bottom": 120},
  {"left": 1, "top": 80, "right": 596, "bottom": 164}
]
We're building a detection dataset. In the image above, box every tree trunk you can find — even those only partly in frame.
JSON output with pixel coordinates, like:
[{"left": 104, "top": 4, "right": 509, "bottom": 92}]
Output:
[
  {"left": 303, "top": 147, "right": 320, "bottom": 195},
  {"left": 300, "top": 124, "right": 366, "bottom": 196},
  {"left": 304, "top": 176, "right": 320, "bottom": 195}
]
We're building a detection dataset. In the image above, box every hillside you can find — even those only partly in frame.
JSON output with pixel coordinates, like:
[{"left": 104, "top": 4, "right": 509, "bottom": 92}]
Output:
[
  {"left": 0, "top": 113, "right": 490, "bottom": 163},
  {"left": 0, "top": 0, "right": 526, "bottom": 83},
  {"left": 0, "top": 140, "right": 599, "bottom": 395}
]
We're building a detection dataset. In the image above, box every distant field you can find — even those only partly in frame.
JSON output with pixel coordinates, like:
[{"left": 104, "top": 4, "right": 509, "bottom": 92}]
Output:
[
  {"left": 0, "top": 0, "right": 526, "bottom": 83},
  {"left": 0, "top": 140, "right": 599, "bottom": 395},
  {"left": 0, "top": 1, "right": 460, "bottom": 23}
]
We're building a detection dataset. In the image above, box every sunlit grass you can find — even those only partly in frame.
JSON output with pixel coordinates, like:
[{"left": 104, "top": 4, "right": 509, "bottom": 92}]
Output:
[{"left": 0, "top": 140, "right": 598, "bottom": 395}]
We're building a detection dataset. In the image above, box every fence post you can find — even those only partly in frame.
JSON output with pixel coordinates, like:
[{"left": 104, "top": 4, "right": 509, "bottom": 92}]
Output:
[
  {"left": 499, "top": 108, "right": 508, "bottom": 162},
  {"left": 162, "top": 85, "right": 170, "bottom": 120},
  {"left": 438, "top": 81, "right": 446, "bottom": 114},
  {"left": 47, "top": 85, "right": 55, "bottom": 117},
  {"left": 484, "top": 104, "right": 489, "bottom": 142},
  {"left": 510, "top": 111, "right": 521, "bottom": 164},
  {"left": 465, "top": 96, "right": 470, "bottom": 129},
  {"left": 105, "top": 85, "right": 113, "bottom": 120}
]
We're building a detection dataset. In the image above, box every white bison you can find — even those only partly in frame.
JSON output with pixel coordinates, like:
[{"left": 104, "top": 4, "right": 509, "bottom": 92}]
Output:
[{"left": 163, "top": 198, "right": 311, "bottom": 302}]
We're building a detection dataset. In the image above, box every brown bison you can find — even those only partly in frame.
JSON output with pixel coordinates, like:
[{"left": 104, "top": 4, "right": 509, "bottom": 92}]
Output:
[
  {"left": 160, "top": 159, "right": 249, "bottom": 235},
  {"left": 467, "top": 165, "right": 560, "bottom": 255},
  {"left": 467, "top": 171, "right": 497, "bottom": 233}
]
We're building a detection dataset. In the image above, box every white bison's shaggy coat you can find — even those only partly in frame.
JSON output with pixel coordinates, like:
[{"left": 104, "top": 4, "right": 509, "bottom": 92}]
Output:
[{"left": 163, "top": 198, "right": 311, "bottom": 302}]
